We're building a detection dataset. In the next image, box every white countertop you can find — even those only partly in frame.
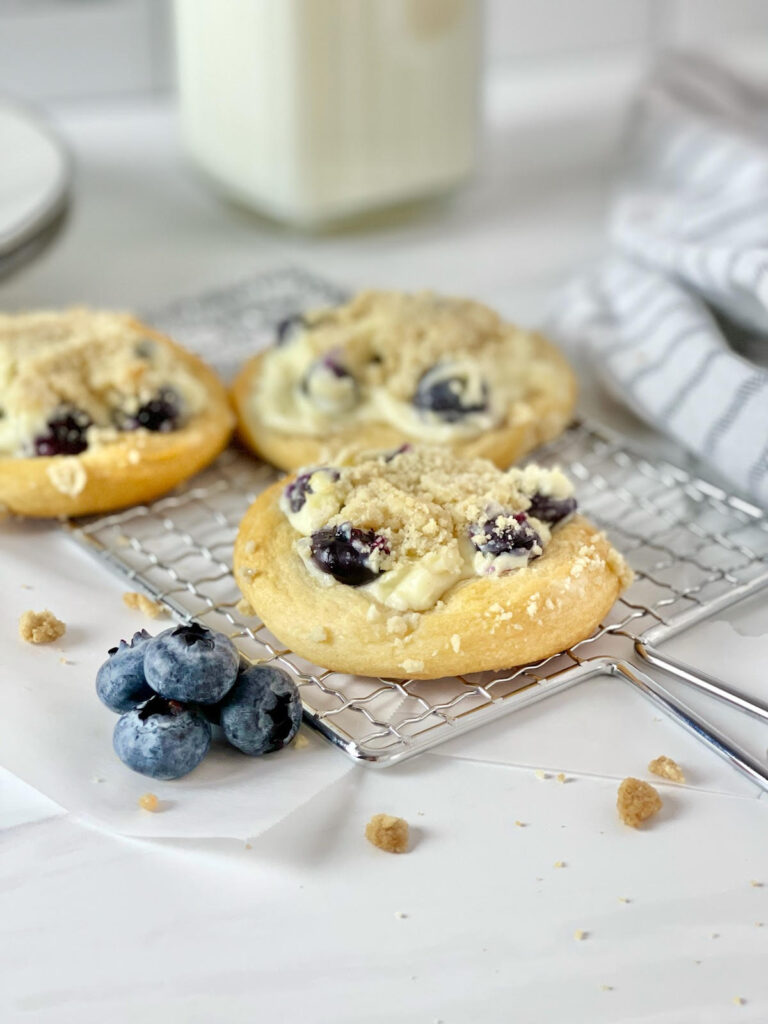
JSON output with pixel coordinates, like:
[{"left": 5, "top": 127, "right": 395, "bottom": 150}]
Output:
[{"left": 2, "top": 95, "right": 768, "bottom": 1024}]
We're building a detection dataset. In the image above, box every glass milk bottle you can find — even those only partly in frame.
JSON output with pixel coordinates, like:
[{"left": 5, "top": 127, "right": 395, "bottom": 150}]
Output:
[{"left": 174, "top": 0, "right": 482, "bottom": 226}]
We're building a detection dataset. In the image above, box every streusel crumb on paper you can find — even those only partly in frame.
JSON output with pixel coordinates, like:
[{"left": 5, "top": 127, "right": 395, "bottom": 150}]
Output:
[
  {"left": 617, "top": 777, "right": 662, "bottom": 828},
  {"left": 365, "top": 813, "right": 409, "bottom": 853},
  {"left": 19, "top": 609, "right": 66, "bottom": 644},
  {"left": 648, "top": 755, "right": 685, "bottom": 783},
  {"left": 123, "top": 591, "right": 167, "bottom": 619}
]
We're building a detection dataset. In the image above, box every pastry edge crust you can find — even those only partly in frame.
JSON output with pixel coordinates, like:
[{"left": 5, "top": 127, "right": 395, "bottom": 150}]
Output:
[
  {"left": 231, "top": 332, "right": 577, "bottom": 471},
  {"left": 0, "top": 319, "right": 234, "bottom": 518},
  {"left": 234, "top": 478, "right": 631, "bottom": 680}
]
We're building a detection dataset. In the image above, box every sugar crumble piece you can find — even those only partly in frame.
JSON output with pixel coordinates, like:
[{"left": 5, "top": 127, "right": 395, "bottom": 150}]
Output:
[
  {"left": 365, "top": 813, "right": 409, "bottom": 853},
  {"left": 554, "top": 861, "right": 566, "bottom": 869},
  {"left": 123, "top": 591, "right": 167, "bottom": 619},
  {"left": 556, "top": 772, "right": 567, "bottom": 783},
  {"left": 293, "top": 733, "right": 310, "bottom": 750},
  {"left": 648, "top": 755, "right": 685, "bottom": 784},
  {"left": 235, "top": 596, "right": 255, "bottom": 616},
  {"left": 19, "top": 609, "right": 66, "bottom": 645},
  {"left": 138, "top": 792, "right": 160, "bottom": 812},
  {"left": 733, "top": 997, "right": 745, "bottom": 1006},
  {"left": 308, "top": 625, "right": 330, "bottom": 643},
  {"left": 573, "top": 929, "right": 587, "bottom": 941},
  {"left": 617, "top": 777, "right": 662, "bottom": 828},
  {"left": 394, "top": 910, "right": 408, "bottom": 919},
  {"left": 449, "top": 633, "right": 462, "bottom": 653},
  {"left": 243, "top": 539, "right": 256, "bottom": 555},
  {"left": 399, "top": 658, "right": 424, "bottom": 675}
]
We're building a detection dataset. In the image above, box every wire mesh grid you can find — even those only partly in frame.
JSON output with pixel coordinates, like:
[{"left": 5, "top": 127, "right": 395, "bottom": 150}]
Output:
[{"left": 63, "top": 269, "right": 768, "bottom": 765}]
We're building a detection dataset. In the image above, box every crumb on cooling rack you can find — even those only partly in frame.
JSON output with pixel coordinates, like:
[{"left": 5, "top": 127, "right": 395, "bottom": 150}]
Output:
[
  {"left": 365, "top": 813, "right": 409, "bottom": 853},
  {"left": 138, "top": 792, "right": 160, "bottom": 812},
  {"left": 19, "top": 609, "right": 66, "bottom": 644},
  {"left": 617, "top": 777, "right": 662, "bottom": 828},
  {"left": 123, "top": 591, "right": 167, "bottom": 619},
  {"left": 648, "top": 755, "right": 685, "bottom": 783},
  {"left": 235, "top": 596, "right": 255, "bottom": 616}
]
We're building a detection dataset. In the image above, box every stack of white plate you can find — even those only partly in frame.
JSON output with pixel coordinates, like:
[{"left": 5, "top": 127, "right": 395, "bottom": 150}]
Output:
[{"left": 0, "top": 100, "right": 71, "bottom": 280}]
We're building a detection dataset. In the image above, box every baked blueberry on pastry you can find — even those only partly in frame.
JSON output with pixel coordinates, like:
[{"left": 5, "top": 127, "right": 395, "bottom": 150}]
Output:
[
  {"left": 234, "top": 446, "right": 632, "bottom": 679},
  {"left": 0, "top": 309, "right": 234, "bottom": 516},
  {"left": 231, "top": 290, "right": 577, "bottom": 471}
]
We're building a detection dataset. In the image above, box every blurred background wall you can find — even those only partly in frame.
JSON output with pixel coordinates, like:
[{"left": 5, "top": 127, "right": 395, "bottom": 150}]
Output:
[{"left": 2, "top": 0, "right": 767, "bottom": 106}]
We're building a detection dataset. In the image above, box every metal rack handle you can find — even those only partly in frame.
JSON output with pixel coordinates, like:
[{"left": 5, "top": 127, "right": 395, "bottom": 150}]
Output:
[{"left": 613, "top": 661, "right": 768, "bottom": 792}]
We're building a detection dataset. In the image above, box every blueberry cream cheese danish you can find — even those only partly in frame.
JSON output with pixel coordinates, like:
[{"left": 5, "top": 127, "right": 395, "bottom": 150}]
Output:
[
  {"left": 0, "top": 309, "right": 234, "bottom": 517},
  {"left": 231, "top": 290, "right": 577, "bottom": 471},
  {"left": 234, "top": 446, "right": 632, "bottom": 679}
]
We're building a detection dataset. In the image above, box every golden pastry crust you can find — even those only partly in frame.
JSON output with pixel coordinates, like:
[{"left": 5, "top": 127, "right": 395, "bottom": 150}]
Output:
[
  {"left": 0, "top": 318, "right": 234, "bottom": 518},
  {"left": 234, "top": 477, "right": 632, "bottom": 680},
  {"left": 231, "top": 295, "right": 577, "bottom": 472}
]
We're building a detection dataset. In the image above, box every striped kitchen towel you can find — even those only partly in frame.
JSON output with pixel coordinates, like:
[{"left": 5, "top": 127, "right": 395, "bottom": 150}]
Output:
[{"left": 546, "top": 53, "right": 768, "bottom": 507}]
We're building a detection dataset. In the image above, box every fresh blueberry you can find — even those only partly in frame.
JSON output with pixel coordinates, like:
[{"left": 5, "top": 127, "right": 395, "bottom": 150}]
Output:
[
  {"left": 413, "top": 363, "right": 488, "bottom": 422},
  {"left": 310, "top": 522, "right": 388, "bottom": 586},
  {"left": 275, "top": 313, "right": 306, "bottom": 347},
  {"left": 143, "top": 622, "right": 239, "bottom": 704},
  {"left": 219, "top": 664, "right": 302, "bottom": 756},
  {"left": 34, "top": 406, "right": 92, "bottom": 456},
  {"left": 301, "top": 352, "right": 358, "bottom": 412},
  {"left": 119, "top": 387, "right": 179, "bottom": 433},
  {"left": 96, "top": 629, "right": 154, "bottom": 713},
  {"left": 470, "top": 512, "right": 542, "bottom": 558},
  {"left": 113, "top": 695, "right": 211, "bottom": 780},
  {"left": 527, "top": 492, "right": 577, "bottom": 525},
  {"left": 283, "top": 467, "right": 339, "bottom": 514}
]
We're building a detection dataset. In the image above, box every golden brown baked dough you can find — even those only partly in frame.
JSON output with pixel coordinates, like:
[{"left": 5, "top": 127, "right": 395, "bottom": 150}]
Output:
[
  {"left": 234, "top": 449, "right": 632, "bottom": 680},
  {"left": 231, "top": 290, "right": 577, "bottom": 471},
  {"left": 0, "top": 312, "right": 234, "bottom": 517}
]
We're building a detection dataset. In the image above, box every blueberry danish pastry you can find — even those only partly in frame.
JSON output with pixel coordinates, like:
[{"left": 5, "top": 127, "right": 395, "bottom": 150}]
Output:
[
  {"left": 234, "top": 446, "right": 632, "bottom": 679},
  {"left": 0, "top": 309, "right": 234, "bottom": 516},
  {"left": 231, "top": 290, "right": 577, "bottom": 471}
]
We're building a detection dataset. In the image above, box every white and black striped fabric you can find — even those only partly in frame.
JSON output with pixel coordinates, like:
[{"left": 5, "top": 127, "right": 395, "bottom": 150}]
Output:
[{"left": 547, "top": 54, "right": 768, "bottom": 507}]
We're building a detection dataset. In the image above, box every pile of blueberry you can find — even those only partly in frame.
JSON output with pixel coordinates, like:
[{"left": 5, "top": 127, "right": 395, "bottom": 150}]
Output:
[{"left": 96, "top": 622, "right": 303, "bottom": 780}]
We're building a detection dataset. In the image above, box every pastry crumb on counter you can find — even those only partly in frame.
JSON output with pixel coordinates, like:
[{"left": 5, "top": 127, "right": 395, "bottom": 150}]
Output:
[
  {"left": 600, "top": 985, "right": 613, "bottom": 992},
  {"left": 648, "top": 755, "right": 685, "bottom": 783},
  {"left": 556, "top": 772, "right": 567, "bottom": 783},
  {"left": 750, "top": 880, "right": 763, "bottom": 888},
  {"left": 19, "top": 609, "right": 66, "bottom": 644},
  {"left": 365, "top": 813, "right": 409, "bottom": 853},
  {"left": 235, "top": 596, "right": 255, "bottom": 616},
  {"left": 123, "top": 591, "right": 167, "bottom": 618},
  {"left": 138, "top": 792, "right": 160, "bottom": 812},
  {"left": 573, "top": 929, "right": 587, "bottom": 941},
  {"left": 59, "top": 656, "right": 73, "bottom": 665},
  {"left": 514, "top": 820, "right": 527, "bottom": 827},
  {"left": 733, "top": 997, "right": 746, "bottom": 1007},
  {"left": 554, "top": 860, "right": 566, "bottom": 869},
  {"left": 394, "top": 910, "right": 408, "bottom": 919},
  {"left": 534, "top": 769, "right": 549, "bottom": 780},
  {"left": 617, "top": 777, "right": 662, "bottom": 828},
  {"left": 293, "top": 733, "right": 310, "bottom": 750}
]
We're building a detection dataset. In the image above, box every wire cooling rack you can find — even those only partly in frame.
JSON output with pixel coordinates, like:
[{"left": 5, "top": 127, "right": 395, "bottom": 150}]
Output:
[{"left": 64, "top": 268, "right": 768, "bottom": 770}]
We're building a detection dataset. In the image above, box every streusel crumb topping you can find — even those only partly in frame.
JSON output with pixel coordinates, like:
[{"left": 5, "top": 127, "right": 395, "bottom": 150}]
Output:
[{"left": 0, "top": 309, "right": 207, "bottom": 457}]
